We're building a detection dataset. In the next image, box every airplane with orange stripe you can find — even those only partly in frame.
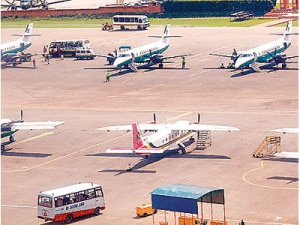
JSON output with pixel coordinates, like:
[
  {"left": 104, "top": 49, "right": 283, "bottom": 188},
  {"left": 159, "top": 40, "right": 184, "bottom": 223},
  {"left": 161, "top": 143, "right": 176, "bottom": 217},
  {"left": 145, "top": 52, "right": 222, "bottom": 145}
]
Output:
[{"left": 96, "top": 114, "right": 239, "bottom": 156}]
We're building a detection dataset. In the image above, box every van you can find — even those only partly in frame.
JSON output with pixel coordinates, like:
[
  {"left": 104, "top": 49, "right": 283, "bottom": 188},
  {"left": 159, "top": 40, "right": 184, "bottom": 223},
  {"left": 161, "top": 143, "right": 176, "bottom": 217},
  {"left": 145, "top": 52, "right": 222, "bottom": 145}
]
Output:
[{"left": 76, "top": 48, "right": 96, "bottom": 60}]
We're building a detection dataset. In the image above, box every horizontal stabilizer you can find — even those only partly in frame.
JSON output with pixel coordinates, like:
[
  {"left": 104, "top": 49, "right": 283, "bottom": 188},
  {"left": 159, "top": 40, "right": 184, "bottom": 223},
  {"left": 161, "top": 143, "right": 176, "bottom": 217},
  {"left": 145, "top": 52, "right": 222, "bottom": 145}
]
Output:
[
  {"left": 274, "top": 151, "right": 299, "bottom": 158},
  {"left": 271, "top": 128, "right": 299, "bottom": 134},
  {"left": 106, "top": 148, "right": 165, "bottom": 154},
  {"left": 11, "top": 121, "right": 65, "bottom": 131}
]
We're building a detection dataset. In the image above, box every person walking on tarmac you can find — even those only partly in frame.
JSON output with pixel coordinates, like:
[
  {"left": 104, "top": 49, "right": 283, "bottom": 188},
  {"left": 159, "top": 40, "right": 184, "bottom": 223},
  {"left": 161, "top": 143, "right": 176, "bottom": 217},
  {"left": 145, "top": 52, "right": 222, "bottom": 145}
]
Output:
[{"left": 106, "top": 70, "right": 111, "bottom": 82}]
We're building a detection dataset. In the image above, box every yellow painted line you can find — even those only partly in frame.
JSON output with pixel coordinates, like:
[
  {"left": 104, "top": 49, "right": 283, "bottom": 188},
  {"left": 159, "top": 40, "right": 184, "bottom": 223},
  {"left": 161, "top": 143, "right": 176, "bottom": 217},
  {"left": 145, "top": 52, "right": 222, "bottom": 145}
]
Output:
[
  {"left": 242, "top": 161, "right": 298, "bottom": 190},
  {"left": 10, "top": 132, "right": 54, "bottom": 147},
  {"left": 2, "top": 133, "right": 130, "bottom": 173}
]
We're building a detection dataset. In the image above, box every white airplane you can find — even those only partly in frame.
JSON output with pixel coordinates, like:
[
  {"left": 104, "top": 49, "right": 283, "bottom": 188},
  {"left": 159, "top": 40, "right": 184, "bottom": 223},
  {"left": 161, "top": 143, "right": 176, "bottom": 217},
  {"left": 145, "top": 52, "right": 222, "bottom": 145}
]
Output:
[
  {"left": 1, "top": 23, "right": 35, "bottom": 67},
  {"left": 210, "top": 21, "right": 297, "bottom": 72},
  {"left": 271, "top": 128, "right": 299, "bottom": 158},
  {"left": 105, "top": 24, "right": 190, "bottom": 71},
  {"left": 1, "top": 111, "right": 65, "bottom": 151},
  {"left": 96, "top": 114, "right": 239, "bottom": 155}
]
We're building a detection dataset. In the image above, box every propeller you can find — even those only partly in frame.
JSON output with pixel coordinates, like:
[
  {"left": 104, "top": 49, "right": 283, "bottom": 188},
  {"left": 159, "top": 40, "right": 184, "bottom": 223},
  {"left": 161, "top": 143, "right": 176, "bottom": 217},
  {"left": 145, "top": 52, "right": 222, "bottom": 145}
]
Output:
[
  {"left": 40, "top": 0, "right": 49, "bottom": 9},
  {"left": 5, "top": 0, "right": 18, "bottom": 10},
  {"left": 20, "top": 110, "right": 24, "bottom": 122},
  {"left": 231, "top": 48, "right": 239, "bottom": 63},
  {"left": 153, "top": 113, "right": 156, "bottom": 124},
  {"left": 266, "top": 48, "right": 285, "bottom": 66},
  {"left": 196, "top": 113, "right": 201, "bottom": 142}
]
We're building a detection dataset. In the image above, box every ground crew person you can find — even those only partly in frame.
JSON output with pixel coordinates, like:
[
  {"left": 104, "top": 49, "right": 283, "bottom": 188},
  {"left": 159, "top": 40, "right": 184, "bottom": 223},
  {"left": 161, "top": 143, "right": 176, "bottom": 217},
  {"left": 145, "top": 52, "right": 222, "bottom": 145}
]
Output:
[
  {"left": 182, "top": 56, "right": 186, "bottom": 69},
  {"left": 106, "top": 70, "right": 111, "bottom": 82},
  {"left": 32, "top": 58, "right": 36, "bottom": 68}
]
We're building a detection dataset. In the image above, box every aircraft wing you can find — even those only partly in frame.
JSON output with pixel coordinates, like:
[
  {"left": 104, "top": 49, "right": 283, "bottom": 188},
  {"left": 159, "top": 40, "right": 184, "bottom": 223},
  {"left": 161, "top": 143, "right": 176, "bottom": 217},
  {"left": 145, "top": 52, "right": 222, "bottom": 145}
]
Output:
[
  {"left": 271, "top": 128, "right": 299, "bottom": 134},
  {"left": 11, "top": 121, "right": 65, "bottom": 131},
  {"left": 39, "top": 0, "right": 71, "bottom": 6},
  {"left": 161, "top": 53, "right": 193, "bottom": 61},
  {"left": 96, "top": 124, "right": 163, "bottom": 132},
  {"left": 167, "top": 123, "right": 240, "bottom": 132},
  {"left": 286, "top": 55, "right": 298, "bottom": 60},
  {"left": 209, "top": 53, "right": 234, "bottom": 58}
]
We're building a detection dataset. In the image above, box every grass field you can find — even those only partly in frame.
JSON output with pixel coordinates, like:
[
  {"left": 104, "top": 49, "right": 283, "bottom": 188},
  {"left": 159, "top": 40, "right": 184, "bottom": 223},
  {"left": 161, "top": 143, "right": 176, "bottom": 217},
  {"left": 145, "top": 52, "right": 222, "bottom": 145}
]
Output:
[{"left": 1, "top": 17, "right": 293, "bottom": 29}]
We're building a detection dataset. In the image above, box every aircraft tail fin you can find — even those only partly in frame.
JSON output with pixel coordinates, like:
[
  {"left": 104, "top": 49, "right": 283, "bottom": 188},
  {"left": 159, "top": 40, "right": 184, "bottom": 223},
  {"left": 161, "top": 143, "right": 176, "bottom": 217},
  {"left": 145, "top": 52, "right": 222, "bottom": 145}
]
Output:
[
  {"left": 160, "top": 24, "right": 170, "bottom": 44},
  {"left": 132, "top": 123, "right": 145, "bottom": 149},
  {"left": 282, "top": 20, "right": 292, "bottom": 42},
  {"left": 19, "top": 23, "right": 34, "bottom": 43}
]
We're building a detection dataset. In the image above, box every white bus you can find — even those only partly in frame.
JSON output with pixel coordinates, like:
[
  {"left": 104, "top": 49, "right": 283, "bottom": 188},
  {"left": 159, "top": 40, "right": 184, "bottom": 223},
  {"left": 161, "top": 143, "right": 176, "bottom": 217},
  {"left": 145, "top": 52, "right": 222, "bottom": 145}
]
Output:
[
  {"left": 37, "top": 183, "right": 105, "bottom": 223},
  {"left": 113, "top": 15, "right": 150, "bottom": 30},
  {"left": 48, "top": 39, "right": 90, "bottom": 57}
]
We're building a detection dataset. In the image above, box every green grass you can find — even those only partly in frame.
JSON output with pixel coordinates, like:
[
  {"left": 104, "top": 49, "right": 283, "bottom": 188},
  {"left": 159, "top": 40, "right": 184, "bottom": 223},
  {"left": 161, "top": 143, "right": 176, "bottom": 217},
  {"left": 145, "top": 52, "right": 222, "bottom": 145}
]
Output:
[{"left": 1, "top": 17, "right": 296, "bottom": 28}]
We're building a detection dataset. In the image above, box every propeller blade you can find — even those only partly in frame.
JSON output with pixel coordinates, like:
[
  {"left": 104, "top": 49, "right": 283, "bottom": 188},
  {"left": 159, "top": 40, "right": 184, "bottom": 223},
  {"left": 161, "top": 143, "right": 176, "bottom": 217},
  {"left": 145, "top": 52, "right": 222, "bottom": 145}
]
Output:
[{"left": 153, "top": 113, "right": 156, "bottom": 124}]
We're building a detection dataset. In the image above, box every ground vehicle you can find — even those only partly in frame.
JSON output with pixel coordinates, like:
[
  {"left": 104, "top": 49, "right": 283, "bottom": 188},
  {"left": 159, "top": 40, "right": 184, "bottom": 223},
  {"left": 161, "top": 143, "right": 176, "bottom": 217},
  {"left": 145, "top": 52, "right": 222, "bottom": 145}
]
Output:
[
  {"left": 76, "top": 48, "right": 96, "bottom": 60},
  {"left": 113, "top": 15, "right": 150, "bottom": 30},
  {"left": 136, "top": 203, "right": 157, "bottom": 217},
  {"left": 48, "top": 39, "right": 90, "bottom": 58},
  {"left": 37, "top": 183, "right": 105, "bottom": 223}
]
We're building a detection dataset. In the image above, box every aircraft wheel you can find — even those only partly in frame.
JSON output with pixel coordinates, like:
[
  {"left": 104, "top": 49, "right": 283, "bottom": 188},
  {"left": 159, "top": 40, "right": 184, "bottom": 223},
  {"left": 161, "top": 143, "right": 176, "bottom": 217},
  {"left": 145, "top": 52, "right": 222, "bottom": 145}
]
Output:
[
  {"left": 159, "top": 63, "right": 163, "bottom": 69},
  {"left": 1, "top": 145, "right": 4, "bottom": 151},
  {"left": 9, "top": 135, "right": 15, "bottom": 143},
  {"left": 282, "top": 63, "right": 287, "bottom": 69}
]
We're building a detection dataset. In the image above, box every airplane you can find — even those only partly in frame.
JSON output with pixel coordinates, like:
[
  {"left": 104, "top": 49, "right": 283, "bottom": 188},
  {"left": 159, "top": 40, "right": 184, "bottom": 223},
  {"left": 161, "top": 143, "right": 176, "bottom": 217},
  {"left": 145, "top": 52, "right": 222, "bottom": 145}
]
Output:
[
  {"left": 1, "top": 23, "right": 37, "bottom": 67},
  {"left": 1, "top": 110, "right": 65, "bottom": 151},
  {"left": 103, "top": 24, "right": 191, "bottom": 72},
  {"left": 210, "top": 21, "right": 298, "bottom": 72},
  {"left": 2, "top": 0, "right": 71, "bottom": 10},
  {"left": 271, "top": 128, "right": 299, "bottom": 159},
  {"left": 96, "top": 114, "right": 240, "bottom": 156}
]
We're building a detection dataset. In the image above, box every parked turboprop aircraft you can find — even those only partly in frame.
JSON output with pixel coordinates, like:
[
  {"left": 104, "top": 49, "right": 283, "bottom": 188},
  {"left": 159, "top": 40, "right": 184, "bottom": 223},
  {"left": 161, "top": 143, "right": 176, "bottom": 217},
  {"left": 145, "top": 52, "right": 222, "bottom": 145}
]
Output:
[
  {"left": 1, "top": 23, "right": 36, "bottom": 67},
  {"left": 103, "top": 24, "right": 190, "bottom": 72},
  {"left": 210, "top": 21, "right": 297, "bottom": 72},
  {"left": 1, "top": 111, "right": 64, "bottom": 150},
  {"left": 2, "top": 0, "right": 71, "bottom": 10},
  {"left": 96, "top": 114, "right": 239, "bottom": 155},
  {"left": 271, "top": 128, "right": 299, "bottom": 158}
]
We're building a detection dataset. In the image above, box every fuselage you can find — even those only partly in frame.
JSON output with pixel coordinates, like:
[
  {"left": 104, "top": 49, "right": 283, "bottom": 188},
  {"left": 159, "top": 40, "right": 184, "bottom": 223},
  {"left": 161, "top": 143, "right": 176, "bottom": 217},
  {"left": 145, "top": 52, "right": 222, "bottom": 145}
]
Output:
[
  {"left": 234, "top": 39, "right": 291, "bottom": 69},
  {"left": 20, "top": 0, "right": 33, "bottom": 10},
  {"left": 113, "top": 40, "right": 169, "bottom": 68},
  {"left": 142, "top": 121, "right": 194, "bottom": 151}
]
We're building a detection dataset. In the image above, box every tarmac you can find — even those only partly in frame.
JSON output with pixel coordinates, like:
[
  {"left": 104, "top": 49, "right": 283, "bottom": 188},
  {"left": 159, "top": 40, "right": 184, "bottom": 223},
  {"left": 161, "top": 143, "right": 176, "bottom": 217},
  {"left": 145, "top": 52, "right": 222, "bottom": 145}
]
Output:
[{"left": 1, "top": 23, "right": 298, "bottom": 225}]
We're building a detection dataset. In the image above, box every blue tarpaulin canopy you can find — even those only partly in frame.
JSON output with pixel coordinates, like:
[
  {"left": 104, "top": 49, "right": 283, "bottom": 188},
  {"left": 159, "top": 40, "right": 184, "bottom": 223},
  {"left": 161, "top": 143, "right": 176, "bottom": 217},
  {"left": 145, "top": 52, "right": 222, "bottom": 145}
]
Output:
[{"left": 150, "top": 184, "right": 225, "bottom": 214}]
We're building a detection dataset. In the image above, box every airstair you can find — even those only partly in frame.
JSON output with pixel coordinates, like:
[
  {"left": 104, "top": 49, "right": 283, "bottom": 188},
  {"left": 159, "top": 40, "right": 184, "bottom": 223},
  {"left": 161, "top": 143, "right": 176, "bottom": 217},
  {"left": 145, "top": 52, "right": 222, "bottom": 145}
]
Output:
[
  {"left": 196, "top": 130, "right": 211, "bottom": 150},
  {"left": 253, "top": 136, "right": 281, "bottom": 158}
]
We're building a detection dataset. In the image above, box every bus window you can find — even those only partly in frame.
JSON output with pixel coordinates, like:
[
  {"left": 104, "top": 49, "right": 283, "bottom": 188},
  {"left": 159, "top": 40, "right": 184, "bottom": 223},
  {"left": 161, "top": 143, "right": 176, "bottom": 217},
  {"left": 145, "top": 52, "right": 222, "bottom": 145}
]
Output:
[
  {"left": 139, "top": 19, "right": 142, "bottom": 23},
  {"left": 113, "top": 17, "right": 118, "bottom": 22},
  {"left": 119, "top": 17, "right": 124, "bottom": 22},
  {"left": 55, "top": 197, "right": 64, "bottom": 207},
  {"left": 38, "top": 196, "right": 52, "bottom": 208},
  {"left": 86, "top": 188, "right": 96, "bottom": 199},
  {"left": 95, "top": 187, "right": 103, "bottom": 197},
  {"left": 125, "top": 17, "right": 130, "bottom": 22}
]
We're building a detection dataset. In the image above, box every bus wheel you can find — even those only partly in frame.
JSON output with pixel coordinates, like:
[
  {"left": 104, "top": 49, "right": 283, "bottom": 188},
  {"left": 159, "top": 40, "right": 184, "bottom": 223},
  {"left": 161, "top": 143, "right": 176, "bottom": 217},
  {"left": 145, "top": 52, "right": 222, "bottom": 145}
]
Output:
[
  {"left": 65, "top": 214, "right": 73, "bottom": 224},
  {"left": 94, "top": 207, "right": 100, "bottom": 216}
]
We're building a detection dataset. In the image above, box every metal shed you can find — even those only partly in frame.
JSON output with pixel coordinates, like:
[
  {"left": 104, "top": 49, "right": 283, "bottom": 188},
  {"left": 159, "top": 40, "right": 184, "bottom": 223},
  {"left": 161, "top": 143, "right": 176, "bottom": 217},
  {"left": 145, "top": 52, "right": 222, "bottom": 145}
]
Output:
[{"left": 150, "top": 184, "right": 226, "bottom": 225}]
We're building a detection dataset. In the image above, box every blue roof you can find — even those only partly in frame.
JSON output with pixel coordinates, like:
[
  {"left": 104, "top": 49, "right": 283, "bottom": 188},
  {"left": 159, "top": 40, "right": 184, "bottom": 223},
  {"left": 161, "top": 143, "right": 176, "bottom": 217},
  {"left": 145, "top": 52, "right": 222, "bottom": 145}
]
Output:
[{"left": 150, "top": 184, "right": 224, "bottom": 214}]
